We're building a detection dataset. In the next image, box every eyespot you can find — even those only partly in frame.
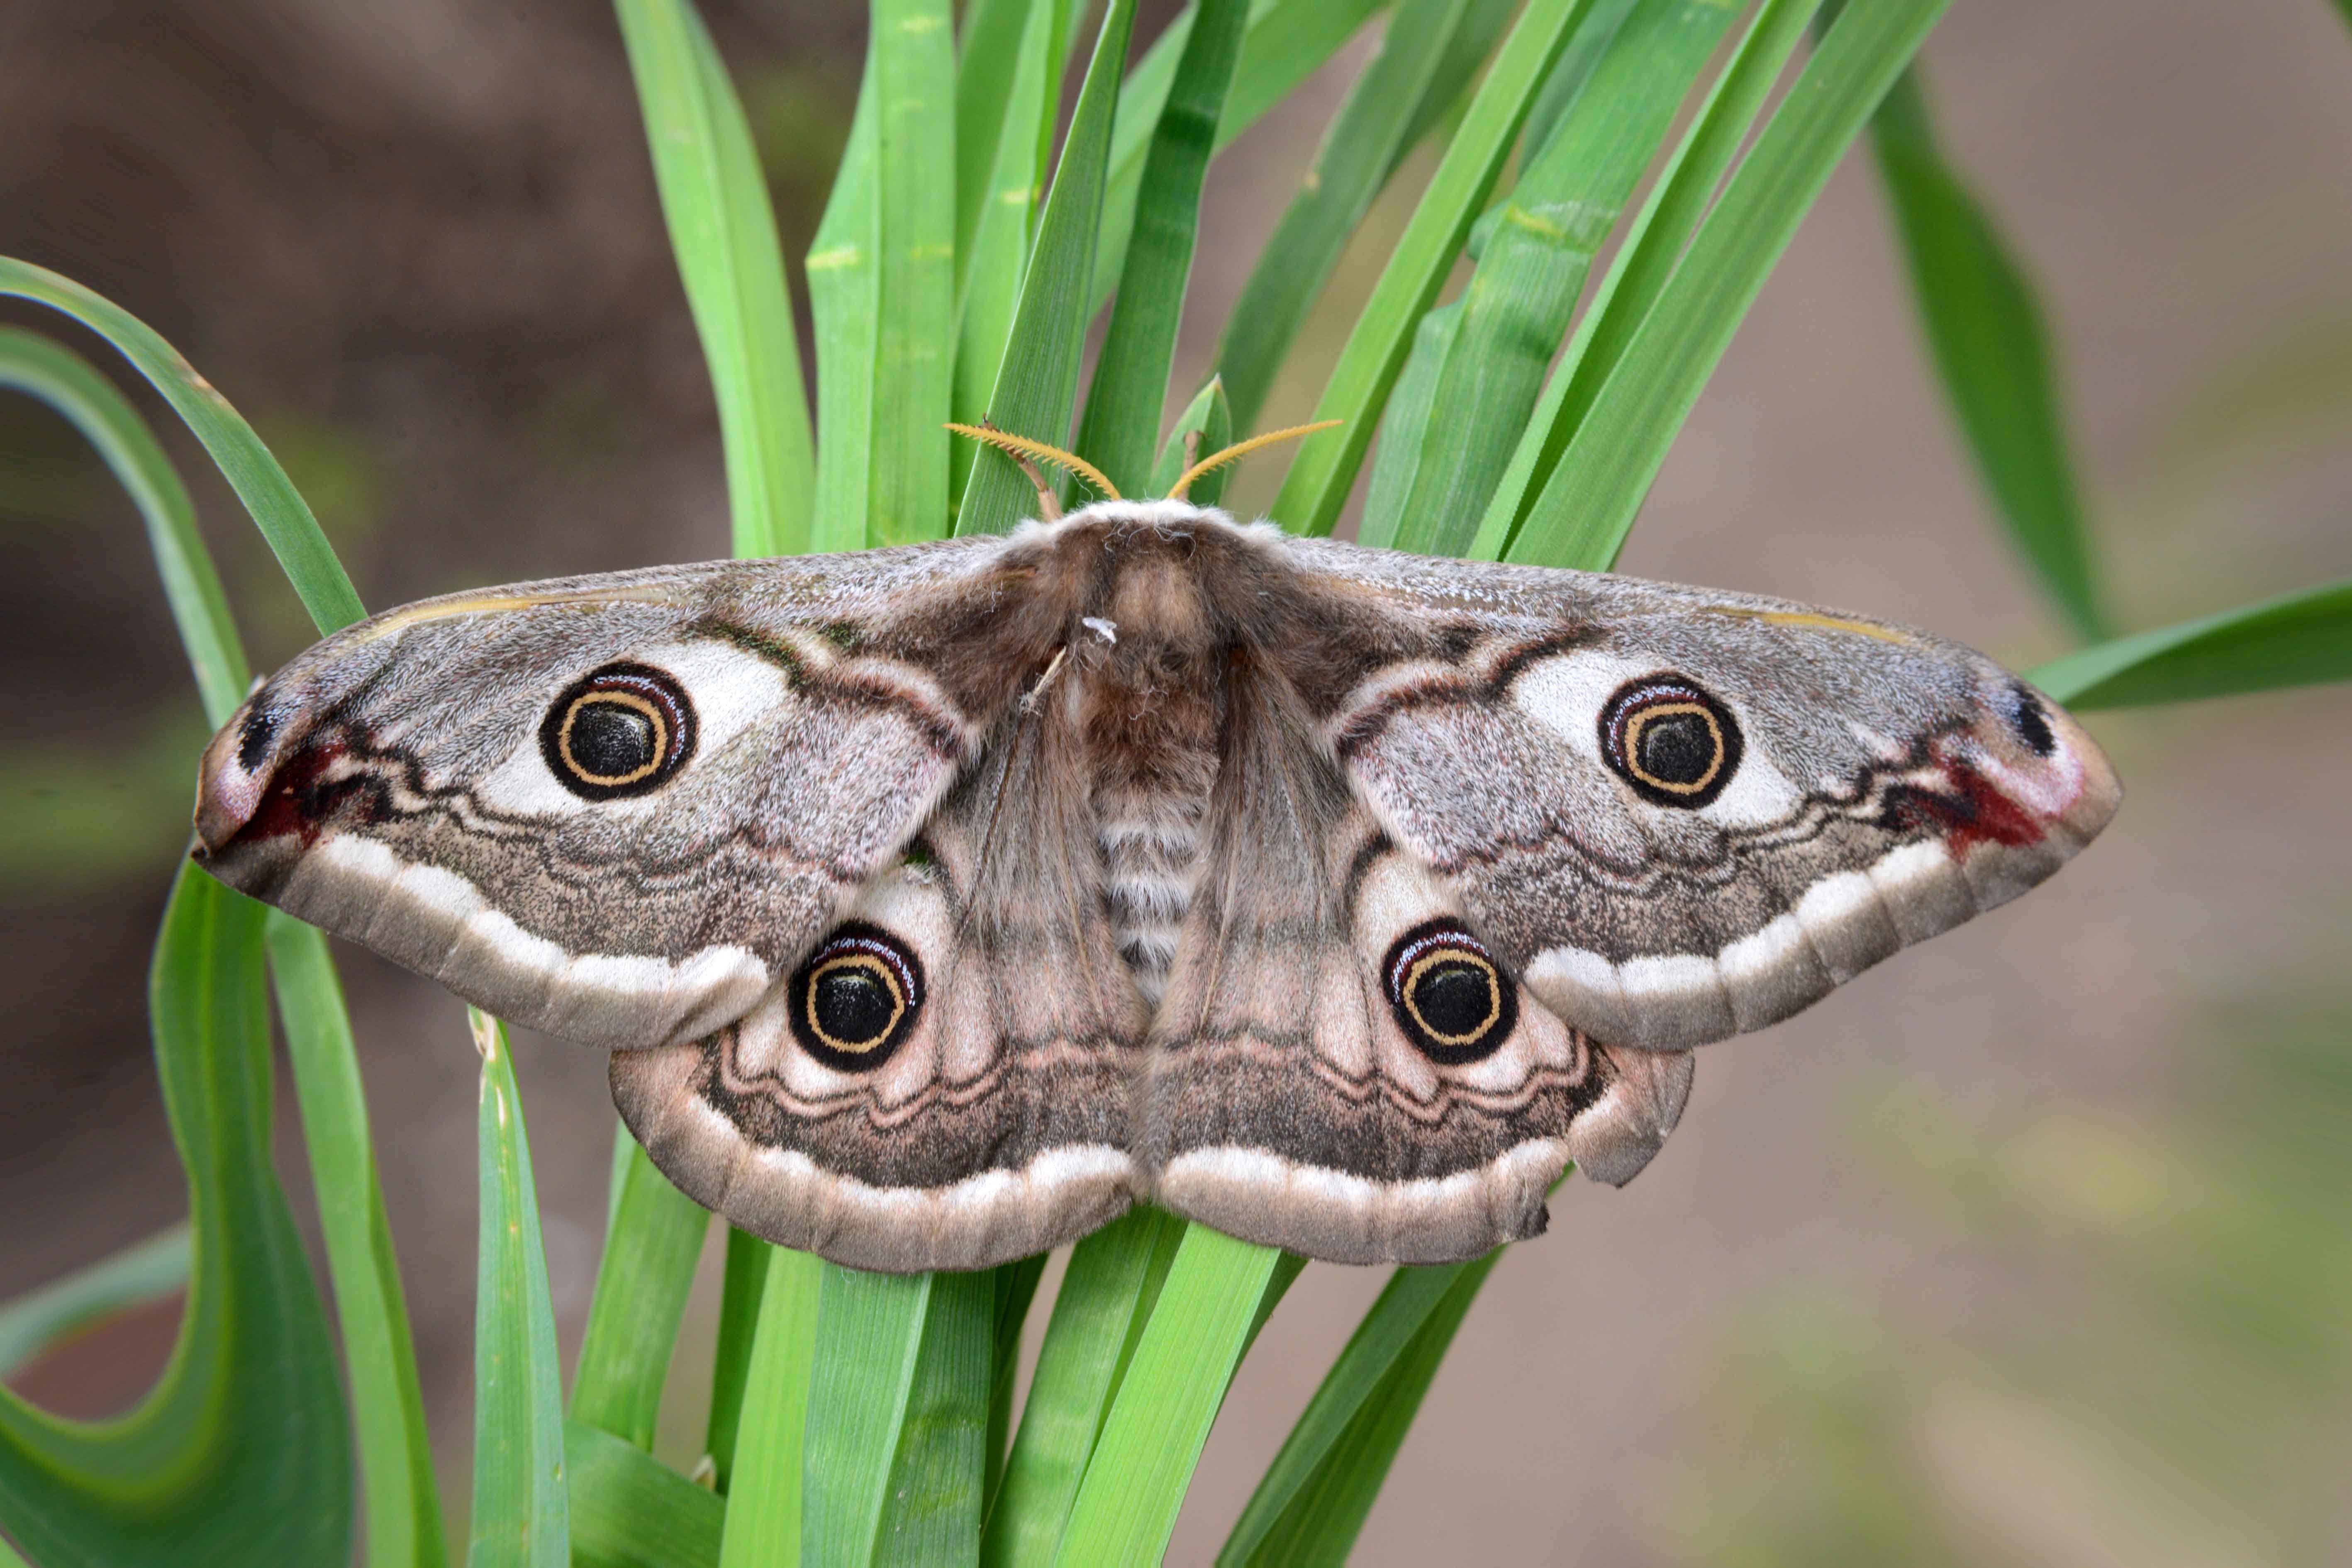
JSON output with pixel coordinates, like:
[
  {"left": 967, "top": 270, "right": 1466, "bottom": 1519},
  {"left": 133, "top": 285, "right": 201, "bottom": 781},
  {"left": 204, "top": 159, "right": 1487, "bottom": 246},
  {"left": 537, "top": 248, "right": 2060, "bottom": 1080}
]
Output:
[
  {"left": 787, "top": 923, "right": 924, "bottom": 1071},
  {"left": 1598, "top": 675, "right": 1742, "bottom": 808},
  {"left": 539, "top": 663, "right": 697, "bottom": 799},
  {"left": 1382, "top": 920, "right": 1517, "bottom": 1065},
  {"left": 2007, "top": 681, "right": 2057, "bottom": 757}
]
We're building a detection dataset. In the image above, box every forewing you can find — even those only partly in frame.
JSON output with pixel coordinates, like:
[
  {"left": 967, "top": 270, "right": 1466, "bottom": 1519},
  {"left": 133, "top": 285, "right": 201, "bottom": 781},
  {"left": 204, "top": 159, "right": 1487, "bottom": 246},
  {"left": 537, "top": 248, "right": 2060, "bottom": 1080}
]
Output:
[
  {"left": 1280, "top": 539, "right": 2122, "bottom": 1052},
  {"left": 191, "top": 540, "right": 1058, "bottom": 1049}
]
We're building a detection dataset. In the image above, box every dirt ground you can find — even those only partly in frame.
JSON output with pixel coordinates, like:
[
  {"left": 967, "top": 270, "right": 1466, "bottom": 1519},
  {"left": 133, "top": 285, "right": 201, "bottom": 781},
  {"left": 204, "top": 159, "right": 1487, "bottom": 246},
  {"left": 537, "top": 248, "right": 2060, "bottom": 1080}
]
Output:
[{"left": 3, "top": 1, "right": 2347, "bottom": 1562}]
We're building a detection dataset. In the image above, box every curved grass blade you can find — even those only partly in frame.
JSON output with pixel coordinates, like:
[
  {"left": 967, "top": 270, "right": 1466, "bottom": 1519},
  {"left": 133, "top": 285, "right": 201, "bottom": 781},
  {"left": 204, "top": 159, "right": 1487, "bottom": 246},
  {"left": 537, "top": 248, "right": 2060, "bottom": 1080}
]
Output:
[
  {"left": 1267, "top": 0, "right": 1596, "bottom": 537},
  {"left": 0, "top": 870, "right": 352, "bottom": 1568},
  {"left": 1363, "top": 0, "right": 1739, "bottom": 556},
  {"left": 0, "top": 1227, "right": 190, "bottom": 1379},
  {"left": 1505, "top": 0, "right": 1953, "bottom": 571},
  {"left": 0, "top": 256, "right": 362, "bottom": 633},
  {"left": 1092, "top": 0, "right": 1391, "bottom": 318},
  {"left": 1050, "top": 1227, "right": 1283, "bottom": 1564},
  {"left": 1147, "top": 376, "right": 1236, "bottom": 502},
  {"left": 567, "top": 1422, "right": 724, "bottom": 1568},
  {"left": 269, "top": 916, "right": 449, "bottom": 1568},
  {"left": 811, "top": 64, "right": 882, "bottom": 551},
  {"left": 703, "top": 1228, "right": 768, "bottom": 1492},
  {"left": 1870, "top": 66, "right": 2107, "bottom": 640},
  {"left": 616, "top": 0, "right": 816, "bottom": 558},
  {"left": 714, "top": 1244, "right": 821, "bottom": 1567},
  {"left": 2029, "top": 576, "right": 2352, "bottom": 709},
  {"left": 955, "top": 0, "right": 1043, "bottom": 292},
  {"left": 571, "top": 1147, "right": 709, "bottom": 1450},
  {"left": 1214, "top": 0, "right": 1523, "bottom": 437},
  {"left": 1219, "top": 1254, "right": 1499, "bottom": 1566},
  {"left": 983, "top": 1207, "right": 1189, "bottom": 1566},
  {"left": 953, "top": 0, "right": 1139, "bottom": 536},
  {"left": 467, "top": 1012, "right": 570, "bottom": 1568},
  {"left": 0, "top": 326, "right": 247, "bottom": 722},
  {"left": 982, "top": 1255, "right": 1049, "bottom": 1512},
  {"left": 1470, "top": 0, "right": 1821, "bottom": 562},
  {"left": 1072, "top": 0, "right": 1250, "bottom": 495}
]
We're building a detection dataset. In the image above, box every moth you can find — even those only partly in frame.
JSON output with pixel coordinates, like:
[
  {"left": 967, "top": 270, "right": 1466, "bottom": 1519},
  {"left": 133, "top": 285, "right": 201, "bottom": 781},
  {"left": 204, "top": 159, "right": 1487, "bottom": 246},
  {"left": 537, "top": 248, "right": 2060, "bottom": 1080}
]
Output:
[{"left": 190, "top": 426, "right": 2120, "bottom": 1273}]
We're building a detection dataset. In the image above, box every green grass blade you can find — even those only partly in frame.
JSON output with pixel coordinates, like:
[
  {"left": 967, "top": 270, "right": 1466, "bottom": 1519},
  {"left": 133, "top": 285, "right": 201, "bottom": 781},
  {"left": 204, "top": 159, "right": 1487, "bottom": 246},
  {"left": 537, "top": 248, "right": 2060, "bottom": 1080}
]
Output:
[
  {"left": 1146, "top": 376, "right": 1236, "bottom": 502},
  {"left": 571, "top": 1147, "right": 710, "bottom": 1449},
  {"left": 1050, "top": 1227, "right": 1283, "bottom": 1564},
  {"left": 953, "top": 0, "right": 1139, "bottom": 535},
  {"left": 2030, "top": 576, "right": 2352, "bottom": 709},
  {"left": 0, "top": 256, "right": 362, "bottom": 632},
  {"left": 1470, "top": 0, "right": 1820, "bottom": 562},
  {"left": 955, "top": 0, "right": 1042, "bottom": 294},
  {"left": 467, "top": 1012, "right": 570, "bottom": 1568},
  {"left": 616, "top": 0, "right": 816, "bottom": 557},
  {"left": 1870, "top": 66, "right": 2108, "bottom": 640},
  {"left": 0, "top": 870, "right": 352, "bottom": 1567},
  {"left": 801, "top": 1269, "right": 990, "bottom": 1564},
  {"left": 984, "top": 1207, "right": 1188, "bottom": 1566},
  {"left": 1092, "top": 0, "right": 1391, "bottom": 318},
  {"left": 1358, "top": 298, "right": 1465, "bottom": 543},
  {"left": 951, "top": 0, "right": 1069, "bottom": 510},
  {"left": 982, "top": 1256, "right": 1049, "bottom": 1512},
  {"left": 0, "top": 326, "right": 248, "bottom": 722},
  {"left": 1505, "top": 0, "right": 1953, "bottom": 570},
  {"left": 715, "top": 1245, "right": 822, "bottom": 1568},
  {"left": 811, "top": 64, "right": 883, "bottom": 551},
  {"left": 1267, "top": 0, "right": 1596, "bottom": 536},
  {"left": 0, "top": 1227, "right": 189, "bottom": 1378},
  {"left": 868, "top": 0, "right": 958, "bottom": 544},
  {"left": 1365, "top": 0, "right": 1740, "bottom": 556},
  {"left": 1072, "top": 0, "right": 1249, "bottom": 495},
  {"left": 268, "top": 916, "right": 449, "bottom": 1568},
  {"left": 567, "top": 1422, "right": 724, "bottom": 1568},
  {"left": 1220, "top": 1255, "right": 1500, "bottom": 1566},
  {"left": 1214, "top": 0, "right": 1523, "bottom": 437},
  {"left": 704, "top": 1228, "right": 768, "bottom": 1490}
]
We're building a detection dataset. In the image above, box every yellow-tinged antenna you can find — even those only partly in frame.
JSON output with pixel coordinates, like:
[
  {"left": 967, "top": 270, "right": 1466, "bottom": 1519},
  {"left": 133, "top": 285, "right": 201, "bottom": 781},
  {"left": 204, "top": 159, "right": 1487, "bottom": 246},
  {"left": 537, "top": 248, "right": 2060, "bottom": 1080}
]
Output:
[
  {"left": 1167, "top": 420, "right": 1343, "bottom": 502},
  {"left": 944, "top": 423, "right": 1120, "bottom": 514}
]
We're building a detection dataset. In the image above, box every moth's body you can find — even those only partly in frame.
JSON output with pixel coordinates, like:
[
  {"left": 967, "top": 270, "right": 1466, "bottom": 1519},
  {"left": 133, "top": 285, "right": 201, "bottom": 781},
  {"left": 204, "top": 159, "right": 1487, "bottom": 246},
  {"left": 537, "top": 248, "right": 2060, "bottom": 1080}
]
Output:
[{"left": 193, "top": 500, "right": 2120, "bottom": 1272}]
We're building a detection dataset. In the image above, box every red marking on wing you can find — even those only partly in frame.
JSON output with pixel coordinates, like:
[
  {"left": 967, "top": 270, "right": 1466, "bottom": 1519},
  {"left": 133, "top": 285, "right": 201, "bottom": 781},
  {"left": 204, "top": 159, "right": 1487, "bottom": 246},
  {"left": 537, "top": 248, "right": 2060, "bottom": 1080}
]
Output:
[
  {"left": 240, "top": 738, "right": 359, "bottom": 849},
  {"left": 1891, "top": 747, "right": 2047, "bottom": 859}
]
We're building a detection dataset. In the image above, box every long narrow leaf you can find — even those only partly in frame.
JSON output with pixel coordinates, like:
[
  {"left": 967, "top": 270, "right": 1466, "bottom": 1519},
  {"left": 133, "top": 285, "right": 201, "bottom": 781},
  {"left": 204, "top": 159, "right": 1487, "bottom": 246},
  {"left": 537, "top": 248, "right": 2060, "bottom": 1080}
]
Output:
[
  {"left": 1507, "top": 0, "right": 1953, "bottom": 570},
  {"left": 568, "top": 1422, "right": 724, "bottom": 1568},
  {"left": 1871, "top": 66, "right": 2107, "bottom": 640},
  {"left": 704, "top": 1228, "right": 769, "bottom": 1491},
  {"left": 1470, "top": 0, "right": 1821, "bottom": 560},
  {"left": 1215, "top": 0, "right": 1522, "bottom": 436},
  {"left": 468, "top": 1012, "right": 569, "bottom": 1568},
  {"left": 801, "top": 1270, "right": 963, "bottom": 1563},
  {"left": 269, "top": 916, "right": 450, "bottom": 1568},
  {"left": 810, "top": 66, "right": 883, "bottom": 550},
  {"left": 1365, "top": 0, "right": 1738, "bottom": 555},
  {"left": 1051, "top": 1227, "right": 1283, "bottom": 1563},
  {"left": 0, "top": 257, "right": 362, "bottom": 631},
  {"left": 2031, "top": 576, "right": 2352, "bottom": 709},
  {"left": 1072, "top": 0, "right": 1250, "bottom": 494},
  {"left": 714, "top": 1246, "right": 822, "bottom": 1568},
  {"left": 1268, "top": 0, "right": 1596, "bottom": 536},
  {"left": 868, "top": 0, "right": 958, "bottom": 544},
  {"left": 571, "top": 1146, "right": 710, "bottom": 1449},
  {"left": 0, "top": 871, "right": 352, "bottom": 1568},
  {"left": 616, "top": 0, "right": 816, "bottom": 557},
  {"left": 0, "top": 327, "right": 248, "bottom": 722},
  {"left": 0, "top": 1227, "right": 190, "bottom": 1378},
  {"left": 1092, "top": 0, "right": 1391, "bottom": 317},
  {"left": 984, "top": 1207, "right": 1187, "bottom": 1565},
  {"left": 954, "top": 0, "right": 1139, "bottom": 535}
]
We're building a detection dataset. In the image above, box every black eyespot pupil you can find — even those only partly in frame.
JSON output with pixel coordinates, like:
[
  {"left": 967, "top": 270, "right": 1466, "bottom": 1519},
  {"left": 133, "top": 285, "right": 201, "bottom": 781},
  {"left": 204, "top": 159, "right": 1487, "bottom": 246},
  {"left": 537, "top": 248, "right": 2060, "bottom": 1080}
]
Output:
[
  {"left": 1414, "top": 963, "right": 1494, "bottom": 1037},
  {"left": 814, "top": 968, "right": 895, "bottom": 1045},
  {"left": 1636, "top": 712, "right": 1716, "bottom": 785},
  {"left": 570, "top": 702, "right": 656, "bottom": 777},
  {"left": 2010, "top": 684, "right": 2057, "bottom": 757}
]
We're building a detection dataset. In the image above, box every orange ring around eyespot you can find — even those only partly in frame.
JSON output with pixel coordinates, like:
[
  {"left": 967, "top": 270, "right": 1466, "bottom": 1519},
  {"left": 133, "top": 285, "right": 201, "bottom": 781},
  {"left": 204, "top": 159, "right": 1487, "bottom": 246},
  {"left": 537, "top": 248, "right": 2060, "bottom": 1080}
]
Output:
[
  {"left": 558, "top": 689, "right": 669, "bottom": 786},
  {"left": 1619, "top": 699, "right": 1725, "bottom": 795},
  {"left": 1401, "top": 947, "right": 1502, "bottom": 1046},
  {"left": 802, "top": 952, "right": 905, "bottom": 1054}
]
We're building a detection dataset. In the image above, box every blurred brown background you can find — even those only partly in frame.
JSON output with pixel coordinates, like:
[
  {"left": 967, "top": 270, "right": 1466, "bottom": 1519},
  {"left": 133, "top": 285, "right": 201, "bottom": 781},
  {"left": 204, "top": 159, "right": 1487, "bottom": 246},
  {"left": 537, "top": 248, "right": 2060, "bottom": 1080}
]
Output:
[{"left": 4, "top": 1, "right": 2349, "bottom": 1562}]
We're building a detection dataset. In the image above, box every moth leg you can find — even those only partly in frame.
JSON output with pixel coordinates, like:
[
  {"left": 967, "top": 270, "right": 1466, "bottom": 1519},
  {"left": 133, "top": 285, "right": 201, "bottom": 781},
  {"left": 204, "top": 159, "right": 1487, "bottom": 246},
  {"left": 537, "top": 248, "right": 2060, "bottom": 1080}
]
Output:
[
  {"left": 1012, "top": 451, "right": 1063, "bottom": 520},
  {"left": 1020, "top": 645, "right": 1071, "bottom": 714}
]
